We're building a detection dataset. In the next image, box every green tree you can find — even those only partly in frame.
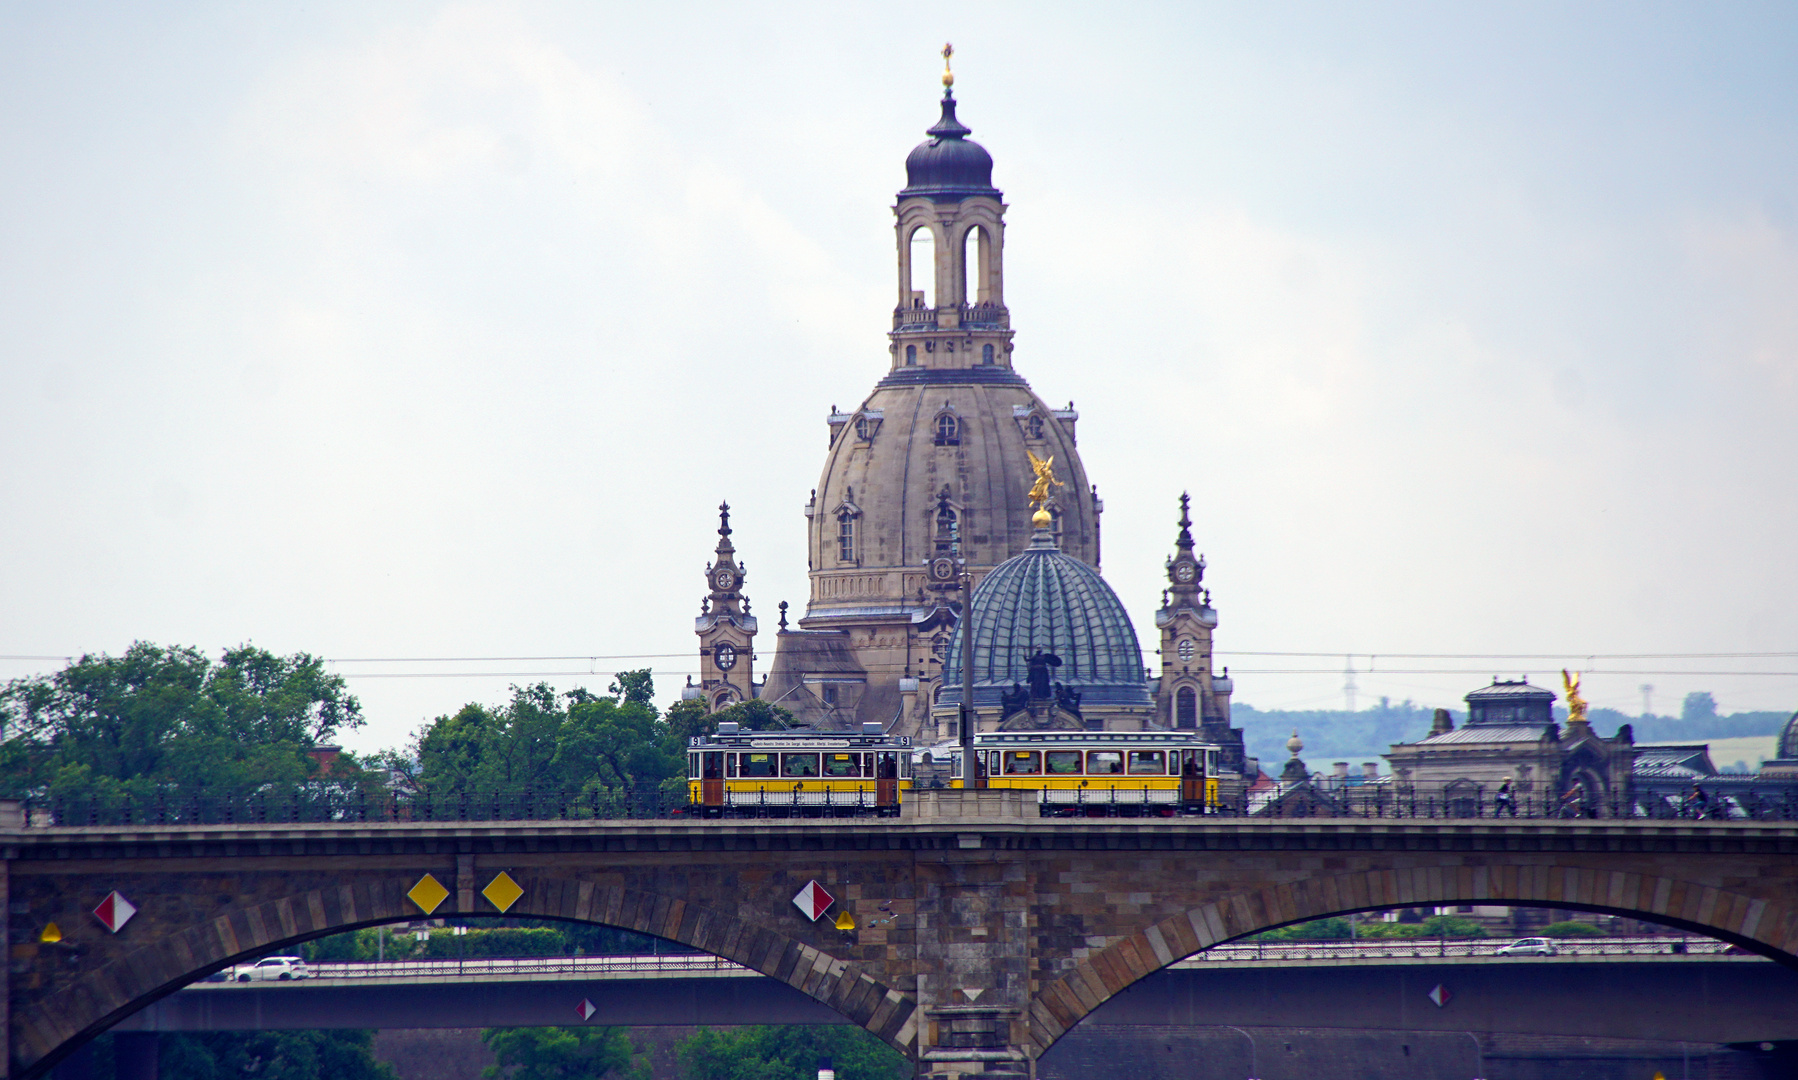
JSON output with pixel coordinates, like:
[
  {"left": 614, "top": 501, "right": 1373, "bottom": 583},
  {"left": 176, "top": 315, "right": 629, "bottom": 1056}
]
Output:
[
  {"left": 0, "top": 643, "right": 373, "bottom": 803},
  {"left": 482, "top": 1026, "right": 643, "bottom": 1080},
  {"left": 406, "top": 671, "right": 687, "bottom": 802},
  {"left": 676, "top": 1026, "right": 908, "bottom": 1080},
  {"left": 1538, "top": 920, "right": 1606, "bottom": 938},
  {"left": 664, "top": 697, "right": 794, "bottom": 744},
  {"left": 157, "top": 1030, "right": 396, "bottom": 1080},
  {"left": 1682, "top": 691, "right": 1720, "bottom": 724},
  {"left": 1250, "top": 917, "right": 1353, "bottom": 941}
]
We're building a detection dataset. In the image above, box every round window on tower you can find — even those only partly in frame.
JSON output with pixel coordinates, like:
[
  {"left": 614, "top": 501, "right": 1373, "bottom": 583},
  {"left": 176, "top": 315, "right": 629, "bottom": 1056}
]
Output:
[
  {"left": 1177, "top": 639, "right": 1195, "bottom": 663},
  {"left": 715, "top": 644, "right": 737, "bottom": 671}
]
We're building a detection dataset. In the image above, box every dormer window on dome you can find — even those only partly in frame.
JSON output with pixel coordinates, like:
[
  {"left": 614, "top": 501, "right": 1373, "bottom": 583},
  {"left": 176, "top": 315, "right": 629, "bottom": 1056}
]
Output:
[{"left": 934, "top": 407, "right": 961, "bottom": 446}]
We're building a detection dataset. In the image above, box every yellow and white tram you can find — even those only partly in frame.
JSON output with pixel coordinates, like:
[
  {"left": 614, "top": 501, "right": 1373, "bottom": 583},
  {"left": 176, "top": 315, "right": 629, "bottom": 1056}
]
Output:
[
  {"left": 687, "top": 723, "right": 1220, "bottom": 817},
  {"left": 686, "top": 721, "right": 912, "bottom": 817},
  {"left": 917, "top": 731, "right": 1222, "bottom": 815}
]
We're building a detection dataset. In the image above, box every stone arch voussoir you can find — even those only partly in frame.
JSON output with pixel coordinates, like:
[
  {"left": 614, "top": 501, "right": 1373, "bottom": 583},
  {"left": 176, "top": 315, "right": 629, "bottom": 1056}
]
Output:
[
  {"left": 1026, "top": 866, "right": 1798, "bottom": 1057},
  {"left": 18, "top": 875, "right": 918, "bottom": 1078}
]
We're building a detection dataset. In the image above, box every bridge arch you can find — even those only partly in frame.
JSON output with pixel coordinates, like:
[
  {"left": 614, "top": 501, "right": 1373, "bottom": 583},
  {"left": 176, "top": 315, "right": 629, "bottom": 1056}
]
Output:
[
  {"left": 17, "top": 877, "right": 917, "bottom": 1078},
  {"left": 1025, "top": 865, "right": 1798, "bottom": 1057}
]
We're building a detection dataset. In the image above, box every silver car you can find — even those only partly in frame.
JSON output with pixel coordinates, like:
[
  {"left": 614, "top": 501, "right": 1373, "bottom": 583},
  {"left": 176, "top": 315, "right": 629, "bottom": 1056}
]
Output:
[
  {"left": 1495, "top": 937, "right": 1558, "bottom": 957},
  {"left": 233, "top": 956, "right": 311, "bottom": 981}
]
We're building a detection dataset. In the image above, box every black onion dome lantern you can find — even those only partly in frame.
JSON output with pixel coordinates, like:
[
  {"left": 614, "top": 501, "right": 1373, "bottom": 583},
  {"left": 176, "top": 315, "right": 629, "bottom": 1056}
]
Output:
[
  {"left": 941, "top": 530, "right": 1151, "bottom": 709},
  {"left": 900, "top": 91, "right": 1001, "bottom": 202}
]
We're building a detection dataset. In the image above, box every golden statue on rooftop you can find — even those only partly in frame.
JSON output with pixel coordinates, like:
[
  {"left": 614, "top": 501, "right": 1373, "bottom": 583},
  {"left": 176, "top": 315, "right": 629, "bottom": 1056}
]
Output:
[
  {"left": 1027, "top": 451, "right": 1064, "bottom": 528},
  {"left": 1562, "top": 669, "right": 1590, "bottom": 727}
]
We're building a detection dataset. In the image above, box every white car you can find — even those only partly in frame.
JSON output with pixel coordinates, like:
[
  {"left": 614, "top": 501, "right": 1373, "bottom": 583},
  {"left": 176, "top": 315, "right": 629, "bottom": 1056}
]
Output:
[
  {"left": 1495, "top": 937, "right": 1558, "bottom": 957},
  {"left": 232, "top": 956, "right": 311, "bottom": 981}
]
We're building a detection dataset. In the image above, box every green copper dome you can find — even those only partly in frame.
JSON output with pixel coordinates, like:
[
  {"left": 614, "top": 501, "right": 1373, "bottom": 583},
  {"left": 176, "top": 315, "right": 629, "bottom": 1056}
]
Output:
[{"left": 941, "top": 529, "right": 1151, "bottom": 708}]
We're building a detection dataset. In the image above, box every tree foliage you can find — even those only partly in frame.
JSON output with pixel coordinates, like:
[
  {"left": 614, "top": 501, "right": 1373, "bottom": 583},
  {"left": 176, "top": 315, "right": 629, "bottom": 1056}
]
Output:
[
  {"left": 0, "top": 643, "right": 375, "bottom": 802},
  {"left": 482, "top": 1026, "right": 644, "bottom": 1080},
  {"left": 399, "top": 673, "right": 686, "bottom": 799},
  {"left": 676, "top": 1026, "right": 908, "bottom": 1080},
  {"left": 1537, "top": 920, "right": 1606, "bottom": 938},
  {"left": 151, "top": 1030, "right": 395, "bottom": 1080}
]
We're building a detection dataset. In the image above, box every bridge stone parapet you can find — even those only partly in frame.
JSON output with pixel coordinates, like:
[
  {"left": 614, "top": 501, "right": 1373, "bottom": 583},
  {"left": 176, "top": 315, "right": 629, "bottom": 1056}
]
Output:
[{"left": 6, "top": 817, "right": 1798, "bottom": 1078}]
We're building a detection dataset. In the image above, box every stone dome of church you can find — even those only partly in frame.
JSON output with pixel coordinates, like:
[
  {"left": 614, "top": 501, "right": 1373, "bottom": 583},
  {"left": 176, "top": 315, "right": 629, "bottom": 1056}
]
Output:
[
  {"left": 1781, "top": 710, "right": 1798, "bottom": 760},
  {"left": 900, "top": 93, "right": 999, "bottom": 201},
  {"left": 939, "top": 528, "right": 1151, "bottom": 708}
]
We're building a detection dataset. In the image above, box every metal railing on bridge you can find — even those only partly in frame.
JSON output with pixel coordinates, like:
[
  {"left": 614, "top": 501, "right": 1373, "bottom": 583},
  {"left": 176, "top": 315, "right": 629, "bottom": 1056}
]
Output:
[
  {"left": 12, "top": 781, "right": 1796, "bottom": 827},
  {"left": 1178, "top": 935, "right": 1746, "bottom": 964}
]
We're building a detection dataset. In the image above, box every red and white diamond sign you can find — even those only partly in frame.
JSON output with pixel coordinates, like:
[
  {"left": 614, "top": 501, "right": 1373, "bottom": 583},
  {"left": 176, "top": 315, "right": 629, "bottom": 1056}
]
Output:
[
  {"left": 1427, "top": 983, "right": 1451, "bottom": 1009},
  {"left": 576, "top": 998, "right": 598, "bottom": 1022},
  {"left": 792, "top": 880, "right": 834, "bottom": 922},
  {"left": 92, "top": 891, "right": 137, "bottom": 934}
]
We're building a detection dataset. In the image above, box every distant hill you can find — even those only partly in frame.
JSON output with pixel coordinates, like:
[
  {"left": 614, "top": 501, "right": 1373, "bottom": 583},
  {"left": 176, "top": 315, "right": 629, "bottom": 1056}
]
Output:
[
  {"left": 1231, "top": 698, "right": 1793, "bottom": 775},
  {"left": 1607, "top": 708, "right": 1791, "bottom": 744}
]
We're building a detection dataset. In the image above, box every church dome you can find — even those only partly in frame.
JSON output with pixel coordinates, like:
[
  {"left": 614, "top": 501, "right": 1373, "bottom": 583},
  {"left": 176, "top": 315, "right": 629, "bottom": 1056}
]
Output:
[
  {"left": 900, "top": 93, "right": 1000, "bottom": 202},
  {"left": 940, "top": 529, "right": 1151, "bottom": 708},
  {"left": 1780, "top": 710, "right": 1798, "bottom": 760}
]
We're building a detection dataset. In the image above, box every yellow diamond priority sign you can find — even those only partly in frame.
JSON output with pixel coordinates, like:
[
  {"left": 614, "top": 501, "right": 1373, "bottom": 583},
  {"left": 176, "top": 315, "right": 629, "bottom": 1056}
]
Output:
[
  {"left": 483, "top": 871, "right": 524, "bottom": 913},
  {"left": 408, "top": 873, "right": 450, "bottom": 915}
]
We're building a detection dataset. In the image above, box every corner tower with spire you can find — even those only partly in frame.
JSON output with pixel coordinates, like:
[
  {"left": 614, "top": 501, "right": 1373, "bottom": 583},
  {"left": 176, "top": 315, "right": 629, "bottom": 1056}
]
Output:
[
  {"left": 693, "top": 502, "right": 757, "bottom": 711},
  {"left": 1154, "top": 494, "right": 1250, "bottom": 795}
]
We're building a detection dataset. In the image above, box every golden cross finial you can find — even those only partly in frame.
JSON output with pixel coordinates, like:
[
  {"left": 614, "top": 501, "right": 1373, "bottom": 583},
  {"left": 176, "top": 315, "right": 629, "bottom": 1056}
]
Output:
[{"left": 942, "top": 42, "right": 955, "bottom": 89}]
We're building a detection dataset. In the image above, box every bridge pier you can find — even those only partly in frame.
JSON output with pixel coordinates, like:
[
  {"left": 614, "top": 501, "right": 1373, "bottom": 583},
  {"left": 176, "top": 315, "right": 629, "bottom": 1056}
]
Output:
[{"left": 912, "top": 790, "right": 1035, "bottom": 1078}]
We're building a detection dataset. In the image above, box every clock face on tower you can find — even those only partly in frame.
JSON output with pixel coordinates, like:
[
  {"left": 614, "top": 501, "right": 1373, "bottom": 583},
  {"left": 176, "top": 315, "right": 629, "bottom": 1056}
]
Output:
[
  {"left": 1177, "top": 638, "right": 1196, "bottom": 663},
  {"left": 1173, "top": 562, "right": 1196, "bottom": 584},
  {"left": 714, "top": 644, "right": 737, "bottom": 671},
  {"left": 714, "top": 570, "right": 735, "bottom": 591},
  {"left": 929, "top": 557, "right": 957, "bottom": 583}
]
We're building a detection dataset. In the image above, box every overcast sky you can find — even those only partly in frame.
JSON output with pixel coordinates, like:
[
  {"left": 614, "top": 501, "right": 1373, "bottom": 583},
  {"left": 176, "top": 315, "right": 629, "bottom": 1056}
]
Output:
[{"left": 3, "top": 2, "right": 1795, "bottom": 754}]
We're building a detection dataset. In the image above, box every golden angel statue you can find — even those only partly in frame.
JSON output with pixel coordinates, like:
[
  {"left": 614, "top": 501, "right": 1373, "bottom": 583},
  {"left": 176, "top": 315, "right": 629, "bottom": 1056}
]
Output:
[
  {"left": 1026, "top": 451, "right": 1064, "bottom": 526},
  {"left": 1562, "top": 669, "right": 1589, "bottom": 726}
]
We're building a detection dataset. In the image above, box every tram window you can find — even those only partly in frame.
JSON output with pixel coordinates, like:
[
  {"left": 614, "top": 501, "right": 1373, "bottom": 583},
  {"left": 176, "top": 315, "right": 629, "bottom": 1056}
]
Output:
[
  {"left": 1004, "top": 751, "right": 1042, "bottom": 775},
  {"left": 1046, "top": 750, "right": 1083, "bottom": 775},
  {"left": 702, "top": 753, "right": 723, "bottom": 779},
  {"left": 688, "top": 754, "right": 699, "bottom": 779},
  {"left": 1127, "top": 750, "right": 1166, "bottom": 775},
  {"left": 876, "top": 752, "right": 899, "bottom": 779},
  {"left": 782, "top": 753, "right": 820, "bottom": 778},
  {"left": 742, "top": 753, "right": 777, "bottom": 778},
  {"left": 951, "top": 756, "right": 963, "bottom": 779},
  {"left": 726, "top": 754, "right": 739, "bottom": 778},
  {"left": 899, "top": 753, "right": 911, "bottom": 779},
  {"left": 1087, "top": 751, "right": 1123, "bottom": 775},
  {"left": 988, "top": 751, "right": 1001, "bottom": 776},
  {"left": 824, "top": 753, "right": 861, "bottom": 778}
]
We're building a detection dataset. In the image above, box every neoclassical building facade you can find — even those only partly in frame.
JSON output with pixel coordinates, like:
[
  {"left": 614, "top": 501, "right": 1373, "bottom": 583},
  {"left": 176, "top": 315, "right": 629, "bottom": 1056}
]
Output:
[{"left": 687, "top": 79, "right": 1250, "bottom": 785}]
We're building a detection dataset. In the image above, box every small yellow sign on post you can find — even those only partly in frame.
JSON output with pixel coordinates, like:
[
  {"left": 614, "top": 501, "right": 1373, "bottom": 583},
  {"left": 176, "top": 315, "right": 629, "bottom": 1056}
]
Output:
[
  {"left": 482, "top": 871, "right": 524, "bottom": 914},
  {"left": 834, "top": 910, "right": 856, "bottom": 931},
  {"left": 407, "top": 873, "right": 450, "bottom": 916},
  {"left": 39, "top": 922, "right": 61, "bottom": 944}
]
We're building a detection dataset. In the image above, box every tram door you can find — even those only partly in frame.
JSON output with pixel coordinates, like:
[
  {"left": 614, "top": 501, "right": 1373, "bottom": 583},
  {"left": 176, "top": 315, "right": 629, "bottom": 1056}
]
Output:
[
  {"left": 876, "top": 752, "right": 899, "bottom": 809},
  {"left": 1179, "top": 749, "right": 1204, "bottom": 806},
  {"left": 701, "top": 752, "right": 725, "bottom": 809}
]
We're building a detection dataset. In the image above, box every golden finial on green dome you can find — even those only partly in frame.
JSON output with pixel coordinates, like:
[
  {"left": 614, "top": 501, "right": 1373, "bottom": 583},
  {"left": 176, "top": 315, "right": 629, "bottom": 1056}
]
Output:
[{"left": 942, "top": 42, "right": 955, "bottom": 89}]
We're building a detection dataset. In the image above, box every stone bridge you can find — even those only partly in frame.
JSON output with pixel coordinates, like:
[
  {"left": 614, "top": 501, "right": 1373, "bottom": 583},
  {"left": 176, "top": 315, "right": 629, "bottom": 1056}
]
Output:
[{"left": 7, "top": 793, "right": 1797, "bottom": 1078}]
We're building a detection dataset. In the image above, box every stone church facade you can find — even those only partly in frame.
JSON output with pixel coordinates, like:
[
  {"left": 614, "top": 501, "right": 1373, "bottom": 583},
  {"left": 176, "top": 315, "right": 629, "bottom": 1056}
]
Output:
[{"left": 687, "top": 81, "right": 1249, "bottom": 785}]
